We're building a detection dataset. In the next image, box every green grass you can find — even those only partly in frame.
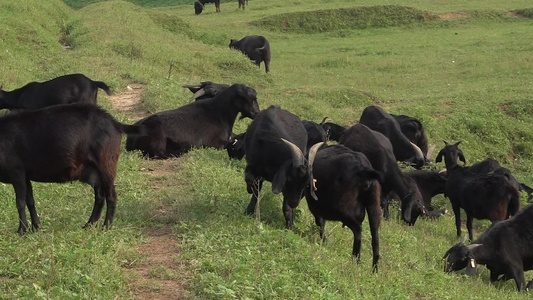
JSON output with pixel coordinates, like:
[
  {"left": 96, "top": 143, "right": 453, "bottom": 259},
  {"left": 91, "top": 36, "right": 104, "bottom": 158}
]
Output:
[{"left": 0, "top": 0, "right": 532, "bottom": 298}]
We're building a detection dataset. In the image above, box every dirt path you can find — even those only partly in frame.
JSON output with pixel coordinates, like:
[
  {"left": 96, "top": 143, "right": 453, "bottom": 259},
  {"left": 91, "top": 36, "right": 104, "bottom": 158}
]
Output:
[{"left": 108, "top": 84, "right": 189, "bottom": 299}]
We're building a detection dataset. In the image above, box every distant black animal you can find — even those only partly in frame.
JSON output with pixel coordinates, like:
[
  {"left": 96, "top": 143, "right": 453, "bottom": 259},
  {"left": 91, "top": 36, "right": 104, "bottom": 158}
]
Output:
[
  {"left": 436, "top": 141, "right": 521, "bottom": 241},
  {"left": 182, "top": 81, "right": 230, "bottom": 102},
  {"left": 238, "top": 0, "right": 247, "bottom": 10},
  {"left": 306, "top": 144, "right": 382, "bottom": 272},
  {"left": 243, "top": 105, "right": 322, "bottom": 229},
  {"left": 227, "top": 132, "right": 246, "bottom": 160},
  {"left": 229, "top": 35, "right": 271, "bottom": 73},
  {"left": 126, "top": 83, "right": 259, "bottom": 158},
  {"left": 443, "top": 204, "right": 533, "bottom": 291},
  {"left": 359, "top": 106, "right": 425, "bottom": 169},
  {"left": 0, "top": 104, "right": 144, "bottom": 234},
  {"left": 0, "top": 73, "right": 111, "bottom": 110},
  {"left": 194, "top": 0, "right": 220, "bottom": 15},
  {"left": 339, "top": 123, "right": 424, "bottom": 225},
  {"left": 390, "top": 113, "right": 429, "bottom": 160}
]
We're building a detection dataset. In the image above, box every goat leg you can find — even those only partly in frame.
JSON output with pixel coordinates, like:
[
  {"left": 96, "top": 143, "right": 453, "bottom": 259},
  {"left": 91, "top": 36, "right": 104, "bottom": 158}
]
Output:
[
  {"left": 25, "top": 180, "right": 40, "bottom": 232},
  {"left": 13, "top": 180, "right": 29, "bottom": 235},
  {"left": 103, "top": 185, "right": 117, "bottom": 229},
  {"left": 84, "top": 185, "right": 105, "bottom": 228},
  {"left": 466, "top": 214, "right": 474, "bottom": 241}
]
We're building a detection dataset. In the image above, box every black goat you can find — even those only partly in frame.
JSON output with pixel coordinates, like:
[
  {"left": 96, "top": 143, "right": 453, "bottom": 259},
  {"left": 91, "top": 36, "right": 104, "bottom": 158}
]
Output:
[
  {"left": 302, "top": 120, "right": 327, "bottom": 152},
  {"left": 229, "top": 35, "right": 271, "bottom": 73},
  {"left": 390, "top": 170, "right": 448, "bottom": 218},
  {"left": 194, "top": 0, "right": 220, "bottom": 15},
  {"left": 306, "top": 144, "right": 382, "bottom": 272},
  {"left": 227, "top": 132, "right": 246, "bottom": 160},
  {"left": 391, "top": 114, "right": 429, "bottom": 159},
  {"left": 0, "top": 104, "right": 144, "bottom": 234},
  {"left": 126, "top": 83, "right": 259, "bottom": 158},
  {"left": 436, "top": 141, "right": 521, "bottom": 241},
  {"left": 0, "top": 73, "right": 111, "bottom": 110},
  {"left": 468, "top": 158, "right": 533, "bottom": 201},
  {"left": 443, "top": 204, "right": 533, "bottom": 291},
  {"left": 226, "top": 119, "right": 327, "bottom": 161},
  {"left": 339, "top": 123, "right": 424, "bottom": 225},
  {"left": 182, "top": 81, "right": 230, "bottom": 102},
  {"left": 359, "top": 106, "right": 425, "bottom": 169},
  {"left": 321, "top": 120, "right": 347, "bottom": 142},
  {"left": 244, "top": 105, "right": 322, "bottom": 229}
]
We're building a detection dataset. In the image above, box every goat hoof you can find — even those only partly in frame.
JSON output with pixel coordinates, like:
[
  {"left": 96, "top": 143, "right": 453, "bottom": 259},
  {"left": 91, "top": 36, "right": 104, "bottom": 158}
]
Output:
[{"left": 82, "top": 222, "right": 95, "bottom": 229}]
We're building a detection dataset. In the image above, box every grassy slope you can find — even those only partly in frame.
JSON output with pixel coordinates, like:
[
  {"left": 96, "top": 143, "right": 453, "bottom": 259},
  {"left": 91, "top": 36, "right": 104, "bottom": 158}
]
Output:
[{"left": 0, "top": 0, "right": 532, "bottom": 298}]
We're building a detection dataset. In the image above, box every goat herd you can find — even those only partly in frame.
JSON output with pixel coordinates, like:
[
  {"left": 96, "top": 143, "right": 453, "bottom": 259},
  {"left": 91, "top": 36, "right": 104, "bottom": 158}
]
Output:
[{"left": 0, "top": 75, "right": 532, "bottom": 292}]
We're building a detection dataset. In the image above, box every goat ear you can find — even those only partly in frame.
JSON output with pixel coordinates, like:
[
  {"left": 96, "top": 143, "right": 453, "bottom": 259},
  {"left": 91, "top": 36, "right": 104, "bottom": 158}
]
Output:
[
  {"left": 435, "top": 150, "right": 444, "bottom": 163},
  {"left": 442, "top": 140, "right": 449, "bottom": 146},
  {"left": 454, "top": 141, "right": 462, "bottom": 146},
  {"left": 272, "top": 161, "right": 290, "bottom": 194},
  {"left": 458, "top": 151, "right": 466, "bottom": 165}
]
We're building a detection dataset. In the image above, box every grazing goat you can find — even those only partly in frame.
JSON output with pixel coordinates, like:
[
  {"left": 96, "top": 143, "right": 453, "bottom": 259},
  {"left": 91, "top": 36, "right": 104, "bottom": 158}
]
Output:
[
  {"left": 229, "top": 35, "right": 271, "bottom": 73},
  {"left": 182, "top": 81, "right": 230, "bottom": 102},
  {"left": 443, "top": 204, "right": 533, "bottom": 291},
  {"left": 226, "top": 119, "right": 327, "bottom": 160},
  {"left": 0, "top": 73, "right": 111, "bottom": 110},
  {"left": 306, "top": 144, "right": 382, "bottom": 272},
  {"left": 126, "top": 83, "right": 260, "bottom": 158},
  {"left": 339, "top": 123, "right": 424, "bottom": 225},
  {"left": 0, "top": 104, "right": 144, "bottom": 234},
  {"left": 436, "top": 141, "right": 521, "bottom": 241},
  {"left": 359, "top": 106, "right": 425, "bottom": 169},
  {"left": 391, "top": 113, "right": 429, "bottom": 159},
  {"left": 244, "top": 105, "right": 322, "bottom": 229},
  {"left": 388, "top": 170, "right": 448, "bottom": 218}
]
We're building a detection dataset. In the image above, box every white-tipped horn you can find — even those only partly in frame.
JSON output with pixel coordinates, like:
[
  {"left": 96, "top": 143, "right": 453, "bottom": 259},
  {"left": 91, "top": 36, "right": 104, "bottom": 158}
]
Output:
[
  {"left": 190, "top": 88, "right": 206, "bottom": 102},
  {"left": 307, "top": 142, "right": 324, "bottom": 168},
  {"left": 410, "top": 142, "right": 424, "bottom": 161},
  {"left": 280, "top": 138, "right": 304, "bottom": 167}
]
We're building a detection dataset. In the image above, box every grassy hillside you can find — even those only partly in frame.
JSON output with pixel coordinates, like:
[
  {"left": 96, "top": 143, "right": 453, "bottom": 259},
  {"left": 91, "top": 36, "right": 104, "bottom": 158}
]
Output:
[{"left": 0, "top": 0, "right": 532, "bottom": 298}]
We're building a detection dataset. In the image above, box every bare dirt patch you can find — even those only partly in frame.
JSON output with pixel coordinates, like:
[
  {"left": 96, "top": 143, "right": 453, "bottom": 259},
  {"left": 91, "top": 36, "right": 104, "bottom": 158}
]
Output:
[
  {"left": 439, "top": 12, "right": 468, "bottom": 20},
  {"left": 110, "top": 85, "right": 191, "bottom": 299},
  {"left": 127, "top": 227, "right": 190, "bottom": 300},
  {"left": 110, "top": 83, "right": 149, "bottom": 121}
]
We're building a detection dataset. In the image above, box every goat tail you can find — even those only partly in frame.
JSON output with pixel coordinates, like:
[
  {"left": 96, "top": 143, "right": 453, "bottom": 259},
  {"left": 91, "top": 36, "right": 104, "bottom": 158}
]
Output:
[{"left": 94, "top": 81, "right": 112, "bottom": 95}]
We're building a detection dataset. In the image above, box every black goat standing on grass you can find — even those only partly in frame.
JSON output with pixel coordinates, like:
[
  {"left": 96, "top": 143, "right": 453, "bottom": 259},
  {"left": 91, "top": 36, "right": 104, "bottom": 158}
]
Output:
[
  {"left": 387, "top": 169, "right": 448, "bottom": 218},
  {"left": 243, "top": 105, "right": 322, "bottom": 229},
  {"left": 436, "top": 141, "right": 521, "bottom": 241},
  {"left": 0, "top": 73, "right": 111, "bottom": 110},
  {"left": 229, "top": 35, "right": 271, "bottom": 73},
  {"left": 359, "top": 106, "right": 425, "bottom": 169},
  {"left": 468, "top": 158, "right": 533, "bottom": 201},
  {"left": 0, "top": 104, "right": 145, "bottom": 234},
  {"left": 126, "top": 83, "right": 260, "bottom": 158},
  {"left": 443, "top": 204, "right": 533, "bottom": 291},
  {"left": 194, "top": 0, "right": 220, "bottom": 15},
  {"left": 226, "top": 119, "right": 327, "bottom": 161},
  {"left": 339, "top": 123, "right": 424, "bottom": 225},
  {"left": 306, "top": 144, "right": 382, "bottom": 272}
]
